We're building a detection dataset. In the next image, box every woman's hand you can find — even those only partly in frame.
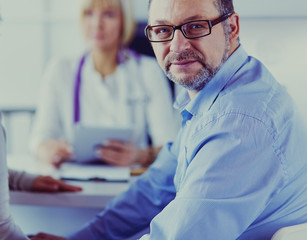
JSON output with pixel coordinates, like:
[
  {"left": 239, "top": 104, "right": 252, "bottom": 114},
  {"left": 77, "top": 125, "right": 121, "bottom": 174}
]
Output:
[
  {"left": 36, "top": 140, "right": 74, "bottom": 167},
  {"left": 95, "top": 140, "right": 150, "bottom": 166},
  {"left": 31, "top": 176, "right": 82, "bottom": 192}
]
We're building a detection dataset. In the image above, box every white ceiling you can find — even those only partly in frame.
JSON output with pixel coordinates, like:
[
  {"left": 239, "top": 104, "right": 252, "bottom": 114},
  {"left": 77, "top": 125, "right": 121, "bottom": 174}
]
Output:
[
  {"left": 134, "top": 0, "right": 307, "bottom": 21},
  {"left": 234, "top": 0, "right": 307, "bottom": 17}
]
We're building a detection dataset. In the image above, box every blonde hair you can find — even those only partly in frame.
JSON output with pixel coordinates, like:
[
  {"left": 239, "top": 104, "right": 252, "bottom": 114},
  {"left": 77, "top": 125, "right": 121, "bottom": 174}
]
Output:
[{"left": 79, "top": 0, "right": 136, "bottom": 46}]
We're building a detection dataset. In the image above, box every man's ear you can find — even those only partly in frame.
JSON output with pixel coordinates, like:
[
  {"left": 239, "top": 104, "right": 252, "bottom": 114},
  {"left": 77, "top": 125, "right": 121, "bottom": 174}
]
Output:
[{"left": 228, "top": 13, "right": 240, "bottom": 44}]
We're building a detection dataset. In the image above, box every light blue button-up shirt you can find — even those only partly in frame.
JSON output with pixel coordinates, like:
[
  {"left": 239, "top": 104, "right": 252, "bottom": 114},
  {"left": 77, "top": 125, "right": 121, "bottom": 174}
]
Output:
[{"left": 69, "top": 46, "right": 307, "bottom": 240}]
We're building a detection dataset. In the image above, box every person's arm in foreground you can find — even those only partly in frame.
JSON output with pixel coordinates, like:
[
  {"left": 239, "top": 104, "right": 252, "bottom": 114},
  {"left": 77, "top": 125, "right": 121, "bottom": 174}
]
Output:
[
  {"left": 30, "top": 142, "right": 178, "bottom": 240},
  {"left": 0, "top": 124, "right": 29, "bottom": 240},
  {"left": 70, "top": 142, "right": 178, "bottom": 239}
]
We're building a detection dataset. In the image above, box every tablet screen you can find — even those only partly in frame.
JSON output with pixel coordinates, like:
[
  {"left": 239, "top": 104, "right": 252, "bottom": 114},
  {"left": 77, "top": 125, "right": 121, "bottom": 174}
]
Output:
[{"left": 73, "top": 125, "right": 134, "bottom": 162}]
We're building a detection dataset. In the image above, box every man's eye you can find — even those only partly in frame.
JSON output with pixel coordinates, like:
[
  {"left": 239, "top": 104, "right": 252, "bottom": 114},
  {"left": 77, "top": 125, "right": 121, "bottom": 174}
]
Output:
[
  {"left": 189, "top": 23, "right": 207, "bottom": 30},
  {"left": 185, "top": 22, "right": 210, "bottom": 36},
  {"left": 154, "top": 27, "right": 171, "bottom": 35}
]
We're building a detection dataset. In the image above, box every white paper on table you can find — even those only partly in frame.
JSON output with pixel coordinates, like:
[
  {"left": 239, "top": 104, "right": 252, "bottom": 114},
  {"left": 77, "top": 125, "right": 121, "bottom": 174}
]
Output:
[{"left": 59, "top": 162, "right": 130, "bottom": 182}]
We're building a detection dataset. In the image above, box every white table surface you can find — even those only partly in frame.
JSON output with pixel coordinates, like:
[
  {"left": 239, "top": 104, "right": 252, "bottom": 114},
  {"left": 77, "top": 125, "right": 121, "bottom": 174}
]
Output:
[
  {"left": 8, "top": 154, "right": 132, "bottom": 208},
  {"left": 7, "top": 154, "right": 140, "bottom": 237}
]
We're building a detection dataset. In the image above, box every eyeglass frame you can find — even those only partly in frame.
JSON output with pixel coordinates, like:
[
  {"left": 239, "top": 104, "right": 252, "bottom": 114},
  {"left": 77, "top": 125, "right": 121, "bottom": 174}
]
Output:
[{"left": 144, "top": 12, "right": 233, "bottom": 43}]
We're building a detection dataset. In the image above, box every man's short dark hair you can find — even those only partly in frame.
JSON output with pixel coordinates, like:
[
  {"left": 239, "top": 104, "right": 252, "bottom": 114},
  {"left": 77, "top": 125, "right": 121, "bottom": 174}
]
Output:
[
  {"left": 214, "top": 0, "right": 234, "bottom": 15},
  {"left": 148, "top": 0, "right": 235, "bottom": 15}
]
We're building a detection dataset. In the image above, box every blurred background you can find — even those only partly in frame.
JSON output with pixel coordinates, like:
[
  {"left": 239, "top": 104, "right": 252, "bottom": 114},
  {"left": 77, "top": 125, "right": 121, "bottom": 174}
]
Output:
[{"left": 0, "top": 0, "right": 307, "bottom": 154}]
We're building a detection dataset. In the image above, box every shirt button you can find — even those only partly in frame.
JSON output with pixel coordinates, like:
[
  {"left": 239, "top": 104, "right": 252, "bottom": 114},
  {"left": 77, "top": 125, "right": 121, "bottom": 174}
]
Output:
[{"left": 186, "top": 120, "right": 191, "bottom": 126}]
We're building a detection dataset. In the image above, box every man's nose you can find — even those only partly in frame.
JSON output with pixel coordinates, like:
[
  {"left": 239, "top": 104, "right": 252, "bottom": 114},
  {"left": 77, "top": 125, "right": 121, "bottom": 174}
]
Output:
[{"left": 169, "top": 29, "right": 191, "bottom": 53}]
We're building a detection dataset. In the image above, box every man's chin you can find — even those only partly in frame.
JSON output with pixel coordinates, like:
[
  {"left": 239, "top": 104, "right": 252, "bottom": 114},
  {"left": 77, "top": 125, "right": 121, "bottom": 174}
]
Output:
[
  {"left": 168, "top": 71, "right": 197, "bottom": 82},
  {"left": 166, "top": 68, "right": 213, "bottom": 91},
  {"left": 167, "top": 72, "right": 195, "bottom": 87}
]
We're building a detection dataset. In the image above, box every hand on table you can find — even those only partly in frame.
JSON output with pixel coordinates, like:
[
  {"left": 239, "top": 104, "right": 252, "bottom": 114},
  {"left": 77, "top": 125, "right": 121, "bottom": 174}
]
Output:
[
  {"left": 36, "top": 140, "right": 74, "bottom": 167},
  {"left": 29, "top": 232, "right": 66, "bottom": 240},
  {"left": 31, "top": 176, "right": 82, "bottom": 192},
  {"left": 95, "top": 140, "right": 150, "bottom": 166}
]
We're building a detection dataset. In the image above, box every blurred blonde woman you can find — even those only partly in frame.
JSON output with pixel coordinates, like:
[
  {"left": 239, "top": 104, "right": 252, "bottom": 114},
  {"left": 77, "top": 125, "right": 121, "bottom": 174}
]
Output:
[{"left": 29, "top": 0, "right": 179, "bottom": 167}]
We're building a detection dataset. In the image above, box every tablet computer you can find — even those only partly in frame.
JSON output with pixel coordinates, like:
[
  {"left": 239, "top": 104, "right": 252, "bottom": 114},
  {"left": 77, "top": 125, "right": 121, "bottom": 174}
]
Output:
[{"left": 73, "top": 125, "right": 134, "bottom": 163}]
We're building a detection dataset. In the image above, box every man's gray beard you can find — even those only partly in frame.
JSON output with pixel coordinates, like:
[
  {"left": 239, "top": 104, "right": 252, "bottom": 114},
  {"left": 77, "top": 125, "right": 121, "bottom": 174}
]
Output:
[
  {"left": 166, "top": 62, "right": 215, "bottom": 91},
  {"left": 165, "top": 40, "right": 231, "bottom": 92}
]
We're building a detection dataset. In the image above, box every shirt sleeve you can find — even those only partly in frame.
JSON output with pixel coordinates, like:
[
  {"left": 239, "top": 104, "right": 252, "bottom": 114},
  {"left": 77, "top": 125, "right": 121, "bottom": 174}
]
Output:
[
  {"left": 140, "top": 114, "right": 286, "bottom": 240},
  {"left": 140, "top": 57, "right": 181, "bottom": 146},
  {"left": 68, "top": 142, "right": 178, "bottom": 240},
  {"left": 0, "top": 121, "right": 29, "bottom": 240},
  {"left": 8, "top": 169, "right": 38, "bottom": 191}
]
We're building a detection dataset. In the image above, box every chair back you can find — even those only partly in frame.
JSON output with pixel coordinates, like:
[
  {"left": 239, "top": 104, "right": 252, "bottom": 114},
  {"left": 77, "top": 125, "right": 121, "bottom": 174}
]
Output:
[{"left": 271, "top": 222, "right": 307, "bottom": 240}]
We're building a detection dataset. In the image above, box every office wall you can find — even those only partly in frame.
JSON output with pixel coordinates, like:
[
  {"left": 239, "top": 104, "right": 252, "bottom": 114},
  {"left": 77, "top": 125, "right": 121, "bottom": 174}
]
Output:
[{"left": 0, "top": 0, "right": 307, "bottom": 153}]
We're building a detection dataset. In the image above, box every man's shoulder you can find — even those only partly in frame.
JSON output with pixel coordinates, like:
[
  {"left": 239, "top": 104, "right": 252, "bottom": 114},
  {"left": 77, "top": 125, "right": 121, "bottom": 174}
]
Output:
[
  {"left": 220, "top": 57, "right": 293, "bottom": 119},
  {"left": 195, "top": 62, "right": 298, "bottom": 137}
]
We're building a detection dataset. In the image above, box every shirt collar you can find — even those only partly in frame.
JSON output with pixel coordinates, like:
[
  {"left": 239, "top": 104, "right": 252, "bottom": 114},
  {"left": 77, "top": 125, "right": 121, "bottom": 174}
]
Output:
[{"left": 174, "top": 46, "right": 249, "bottom": 118}]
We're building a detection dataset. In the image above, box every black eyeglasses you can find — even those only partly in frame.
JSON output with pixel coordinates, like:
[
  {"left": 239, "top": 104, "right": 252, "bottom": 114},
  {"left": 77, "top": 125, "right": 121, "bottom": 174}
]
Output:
[{"left": 145, "top": 13, "right": 233, "bottom": 43}]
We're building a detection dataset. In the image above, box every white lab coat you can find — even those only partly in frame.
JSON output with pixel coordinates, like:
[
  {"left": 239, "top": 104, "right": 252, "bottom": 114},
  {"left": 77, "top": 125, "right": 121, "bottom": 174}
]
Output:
[{"left": 29, "top": 51, "right": 180, "bottom": 152}]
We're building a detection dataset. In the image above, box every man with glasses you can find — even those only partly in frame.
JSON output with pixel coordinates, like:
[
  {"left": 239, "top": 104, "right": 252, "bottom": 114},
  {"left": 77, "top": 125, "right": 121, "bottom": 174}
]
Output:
[{"left": 33, "top": 0, "right": 307, "bottom": 239}]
